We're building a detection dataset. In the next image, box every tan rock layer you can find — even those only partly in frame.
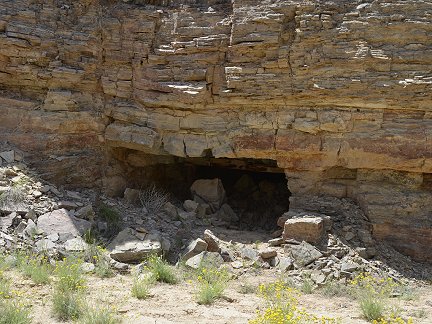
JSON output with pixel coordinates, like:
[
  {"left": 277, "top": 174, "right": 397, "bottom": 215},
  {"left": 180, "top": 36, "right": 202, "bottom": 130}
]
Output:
[{"left": 0, "top": 0, "right": 431, "bottom": 260}]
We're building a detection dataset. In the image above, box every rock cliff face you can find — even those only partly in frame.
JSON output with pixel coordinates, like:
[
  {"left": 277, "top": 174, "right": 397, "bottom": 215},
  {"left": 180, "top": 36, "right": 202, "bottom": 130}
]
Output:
[{"left": 0, "top": 0, "right": 431, "bottom": 260}]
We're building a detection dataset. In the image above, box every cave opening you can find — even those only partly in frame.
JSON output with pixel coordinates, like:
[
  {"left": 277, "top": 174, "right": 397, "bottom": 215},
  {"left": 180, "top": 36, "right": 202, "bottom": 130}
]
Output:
[{"left": 122, "top": 151, "right": 291, "bottom": 232}]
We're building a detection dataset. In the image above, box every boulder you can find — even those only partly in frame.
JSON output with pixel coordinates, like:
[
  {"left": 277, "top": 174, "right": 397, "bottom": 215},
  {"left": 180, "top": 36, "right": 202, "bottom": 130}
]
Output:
[
  {"left": 259, "top": 248, "right": 277, "bottom": 259},
  {"left": 268, "top": 237, "right": 284, "bottom": 246},
  {"left": 163, "top": 202, "right": 178, "bottom": 219},
  {"left": 287, "top": 241, "right": 323, "bottom": 267},
  {"left": 107, "top": 228, "right": 162, "bottom": 263},
  {"left": 190, "top": 178, "right": 226, "bottom": 212},
  {"left": 283, "top": 216, "right": 325, "bottom": 244},
  {"left": 341, "top": 261, "right": 360, "bottom": 273},
  {"left": 37, "top": 209, "right": 91, "bottom": 240},
  {"left": 217, "top": 204, "right": 239, "bottom": 222},
  {"left": 75, "top": 205, "right": 95, "bottom": 221},
  {"left": 185, "top": 251, "right": 224, "bottom": 269},
  {"left": 183, "top": 200, "right": 199, "bottom": 213},
  {"left": 35, "top": 239, "right": 56, "bottom": 252},
  {"left": 58, "top": 201, "right": 79, "bottom": 210},
  {"left": 240, "top": 247, "right": 259, "bottom": 261},
  {"left": 182, "top": 238, "right": 208, "bottom": 261},
  {"left": 203, "top": 229, "right": 221, "bottom": 252},
  {"left": 0, "top": 212, "right": 17, "bottom": 231},
  {"left": 124, "top": 188, "right": 140, "bottom": 205},
  {"left": 81, "top": 262, "right": 95, "bottom": 273},
  {"left": 0, "top": 151, "right": 15, "bottom": 163},
  {"left": 64, "top": 237, "right": 88, "bottom": 252}
]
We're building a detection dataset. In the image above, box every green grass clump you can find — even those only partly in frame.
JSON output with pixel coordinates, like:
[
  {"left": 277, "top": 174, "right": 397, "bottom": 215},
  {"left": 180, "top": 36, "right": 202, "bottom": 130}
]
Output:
[
  {"left": 195, "top": 265, "right": 230, "bottom": 305},
  {"left": 320, "top": 280, "right": 350, "bottom": 297},
  {"left": 80, "top": 306, "right": 120, "bottom": 324},
  {"left": 0, "top": 273, "right": 11, "bottom": 299},
  {"left": 0, "top": 301, "right": 31, "bottom": 324},
  {"left": 147, "top": 255, "right": 177, "bottom": 284},
  {"left": 238, "top": 282, "right": 256, "bottom": 295},
  {"left": 55, "top": 257, "right": 86, "bottom": 292},
  {"left": 300, "top": 278, "right": 314, "bottom": 294},
  {"left": 98, "top": 205, "right": 121, "bottom": 236},
  {"left": 20, "top": 257, "right": 51, "bottom": 285},
  {"left": 359, "top": 296, "right": 385, "bottom": 321},
  {"left": 95, "top": 260, "right": 115, "bottom": 278},
  {"left": 52, "top": 290, "right": 84, "bottom": 321},
  {"left": 131, "top": 276, "right": 153, "bottom": 300}
]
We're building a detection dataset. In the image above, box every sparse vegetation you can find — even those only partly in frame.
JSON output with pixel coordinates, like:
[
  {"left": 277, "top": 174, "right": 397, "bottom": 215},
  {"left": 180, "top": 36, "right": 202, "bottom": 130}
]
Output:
[
  {"left": 250, "top": 281, "right": 338, "bottom": 324},
  {"left": 20, "top": 256, "right": 51, "bottom": 285},
  {"left": 131, "top": 276, "right": 153, "bottom": 300},
  {"left": 98, "top": 204, "right": 121, "bottom": 236},
  {"left": 94, "top": 259, "right": 115, "bottom": 278},
  {"left": 55, "top": 257, "right": 86, "bottom": 292},
  {"left": 359, "top": 295, "right": 385, "bottom": 321},
  {"left": 52, "top": 290, "right": 84, "bottom": 321},
  {"left": 147, "top": 255, "right": 178, "bottom": 284},
  {"left": 195, "top": 264, "right": 230, "bottom": 305},
  {"left": 139, "top": 184, "right": 169, "bottom": 214},
  {"left": 0, "top": 273, "right": 11, "bottom": 299},
  {"left": 238, "top": 282, "right": 256, "bottom": 295},
  {"left": 300, "top": 278, "right": 314, "bottom": 294},
  {"left": 82, "top": 244, "right": 115, "bottom": 278},
  {"left": 80, "top": 306, "right": 119, "bottom": 324},
  {"left": 349, "top": 273, "right": 413, "bottom": 323},
  {"left": 0, "top": 300, "right": 32, "bottom": 324},
  {"left": 320, "top": 280, "right": 350, "bottom": 297}
]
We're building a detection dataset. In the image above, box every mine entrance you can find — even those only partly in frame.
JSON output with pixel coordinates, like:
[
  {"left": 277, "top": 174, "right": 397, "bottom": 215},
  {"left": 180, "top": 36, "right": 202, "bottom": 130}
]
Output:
[
  {"left": 126, "top": 154, "right": 290, "bottom": 232},
  {"left": 184, "top": 158, "right": 290, "bottom": 231}
]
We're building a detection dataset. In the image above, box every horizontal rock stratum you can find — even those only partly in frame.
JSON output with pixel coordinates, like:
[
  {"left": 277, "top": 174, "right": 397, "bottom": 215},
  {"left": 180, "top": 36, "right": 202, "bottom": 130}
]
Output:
[{"left": 0, "top": 0, "right": 431, "bottom": 261}]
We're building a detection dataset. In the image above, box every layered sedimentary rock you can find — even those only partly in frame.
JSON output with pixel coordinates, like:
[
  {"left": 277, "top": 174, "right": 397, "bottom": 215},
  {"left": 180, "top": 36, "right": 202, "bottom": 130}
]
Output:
[{"left": 0, "top": 0, "right": 431, "bottom": 260}]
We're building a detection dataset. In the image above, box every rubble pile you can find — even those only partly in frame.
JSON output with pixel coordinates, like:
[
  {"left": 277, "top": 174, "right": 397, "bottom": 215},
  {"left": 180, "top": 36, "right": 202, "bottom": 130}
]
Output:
[{"left": 1, "top": 150, "right": 431, "bottom": 282}]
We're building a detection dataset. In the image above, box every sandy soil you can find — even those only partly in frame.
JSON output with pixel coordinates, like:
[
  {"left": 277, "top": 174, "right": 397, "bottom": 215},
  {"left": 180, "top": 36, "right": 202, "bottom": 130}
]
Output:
[{"left": 4, "top": 267, "right": 431, "bottom": 324}]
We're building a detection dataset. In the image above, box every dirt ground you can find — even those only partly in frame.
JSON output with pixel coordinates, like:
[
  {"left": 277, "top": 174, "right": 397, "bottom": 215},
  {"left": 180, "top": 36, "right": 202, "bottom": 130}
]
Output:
[{"left": 4, "top": 265, "right": 431, "bottom": 324}]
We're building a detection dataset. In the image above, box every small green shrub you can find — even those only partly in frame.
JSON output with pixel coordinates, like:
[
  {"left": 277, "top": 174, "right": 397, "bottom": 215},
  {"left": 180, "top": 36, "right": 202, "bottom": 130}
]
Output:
[
  {"left": 195, "top": 265, "right": 230, "bottom": 305},
  {"left": 320, "top": 280, "right": 350, "bottom": 297},
  {"left": 0, "top": 301, "right": 31, "bottom": 324},
  {"left": 197, "top": 281, "right": 226, "bottom": 305},
  {"left": 147, "top": 255, "right": 177, "bottom": 284},
  {"left": 20, "top": 257, "right": 51, "bottom": 285},
  {"left": 411, "top": 309, "right": 427, "bottom": 318},
  {"left": 95, "top": 260, "right": 115, "bottom": 278},
  {"left": 98, "top": 205, "right": 121, "bottom": 236},
  {"left": 80, "top": 306, "right": 120, "bottom": 324},
  {"left": 83, "top": 229, "right": 96, "bottom": 245},
  {"left": 359, "top": 296, "right": 385, "bottom": 321},
  {"left": 98, "top": 205, "right": 121, "bottom": 224},
  {"left": 300, "top": 278, "right": 314, "bottom": 294},
  {"left": 55, "top": 257, "right": 86, "bottom": 292},
  {"left": 396, "top": 285, "right": 419, "bottom": 301},
  {"left": 238, "top": 282, "right": 256, "bottom": 295},
  {"left": 0, "top": 274, "right": 11, "bottom": 299},
  {"left": 52, "top": 290, "right": 84, "bottom": 321},
  {"left": 132, "top": 277, "right": 153, "bottom": 300}
]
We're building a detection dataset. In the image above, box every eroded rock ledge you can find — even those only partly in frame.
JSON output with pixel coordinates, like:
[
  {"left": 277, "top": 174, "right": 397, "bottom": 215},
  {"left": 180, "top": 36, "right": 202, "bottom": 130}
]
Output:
[{"left": 0, "top": 0, "right": 431, "bottom": 261}]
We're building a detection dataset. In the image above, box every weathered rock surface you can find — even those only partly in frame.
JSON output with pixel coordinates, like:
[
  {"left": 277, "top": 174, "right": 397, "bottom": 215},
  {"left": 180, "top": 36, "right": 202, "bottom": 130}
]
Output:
[
  {"left": 283, "top": 217, "right": 325, "bottom": 244},
  {"left": 287, "top": 241, "right": 323, "bottom": 267},
  {"left": 191, "top": 179, "right": 226, "bottom": 212},
  {"left": 37, "top": 209, "right": 91, "bottom": 241},
  {"left": 0, "top": 0, "right": 431, "bottom": 261},
  {"left": 107, "top": 228, "right": 162, "bottom": 263},
  {"left": 185, "top": 251, "right": 224, "bottom": 269},
  {"left": 182, "top": 238, "right": 208, "bottom": 261}
]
